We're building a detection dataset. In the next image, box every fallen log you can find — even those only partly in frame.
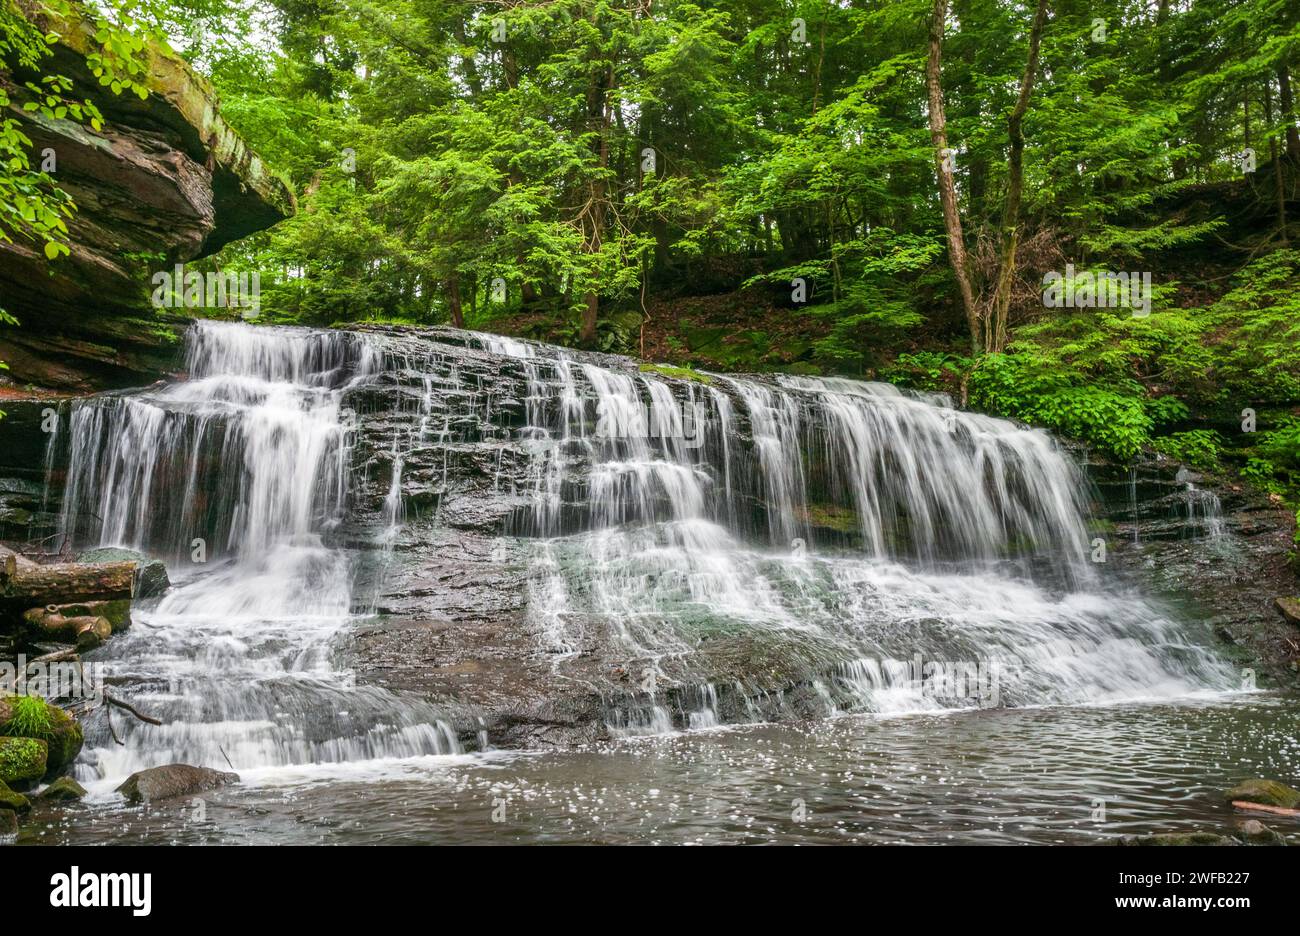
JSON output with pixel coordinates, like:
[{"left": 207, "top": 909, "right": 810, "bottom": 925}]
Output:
[
  {"left": 1230, "top": 800, "right": 1300, "bottom": 819},
  {"left": 0, "top": 556, "right": 136, "bottom": 603},
  {"left": 22, "top": 606, "right": 113, "bottom": 649}
]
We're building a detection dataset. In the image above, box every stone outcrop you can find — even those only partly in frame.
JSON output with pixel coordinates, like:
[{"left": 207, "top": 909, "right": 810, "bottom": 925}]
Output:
[
  {"left": 115, "top": 763, "right": 239, "bottom": 803},
  {"left": 0, "top": 0, "right": 292, "bottom": 392},
  {"left": 3, "top": 322, "right": 1295, "bottom": 750},
  {"left": 1082, "top": 448, "right": 1300, "bottom": 690}
]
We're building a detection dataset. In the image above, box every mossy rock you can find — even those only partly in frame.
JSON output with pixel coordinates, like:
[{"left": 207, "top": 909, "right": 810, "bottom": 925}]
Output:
[
  {"left": 1115, "top": 832, "right": 1238, "bottom": 846},
  {"left": 637, "top": 362, "right": 713, "bottom": 384},
  {"left": 801, "top": 503, "right": 861, "bottom": 535},
  {"left": 76, "top": 547, "right": 169, "bottom": 598},
  {"left": 1237, "top": 820, "right": 1287, "bottom": 846},
  {"left": 38, "top": 776, "right": 87, "bottom": 802},
  {"left": 0, "top": 778, "right": 31, "bottom": 814},
  {"left": 0, "top": 737, "right": 48, "bottom": 788},
  {"left": 0, "top": 694, "right": 83, "bottom": 778},
  {"left": 1225, "top": 778, "right": 1300, "bottom": 809}
]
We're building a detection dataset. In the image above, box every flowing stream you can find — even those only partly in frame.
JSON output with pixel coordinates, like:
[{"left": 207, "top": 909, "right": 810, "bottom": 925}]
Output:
[{"left": 27, "top": 320, "right": 1281, "bottom": 843}]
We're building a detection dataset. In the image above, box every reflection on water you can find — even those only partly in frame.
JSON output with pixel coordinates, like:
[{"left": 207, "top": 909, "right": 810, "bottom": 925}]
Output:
[{"left": 24, "top": 694, "right": 1299, "bottom": 846}]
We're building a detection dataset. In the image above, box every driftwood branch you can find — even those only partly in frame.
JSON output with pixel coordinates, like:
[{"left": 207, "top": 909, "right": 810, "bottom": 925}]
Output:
[
  {"left": 103, "top": 690, "right": 164, "bottom": 726},
  {"left": 1231, "top": 800, "right": 1300, "bottom": 818}
]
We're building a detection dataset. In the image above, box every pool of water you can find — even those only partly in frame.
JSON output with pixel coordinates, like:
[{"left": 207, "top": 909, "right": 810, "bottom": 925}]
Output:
[{"left": 20, "top": 693, "right": 1299, "bottom": 845}]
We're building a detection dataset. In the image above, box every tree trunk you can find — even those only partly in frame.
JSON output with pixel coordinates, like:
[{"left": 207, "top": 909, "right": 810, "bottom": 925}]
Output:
[
  {"left": 988, "top": 0, "right": 1050, "bottom": 354},
  {"left": 1265, "top": 86, "right": 1289, "bottom": 246},
  {"left": 447, "top": 275, "right": 464, "bottom": 328},
  {"left": 926, "top": 0, "right": 980, "bottom": 352},
  {"left": 0, "top": 556, "right": 136, "bottom": 603},
  {"left": 1278, "top": 62, "right": 1300, "bottom": 159},
  {"left": 580, "top": 59, "right": 615, "bottom": 347}
]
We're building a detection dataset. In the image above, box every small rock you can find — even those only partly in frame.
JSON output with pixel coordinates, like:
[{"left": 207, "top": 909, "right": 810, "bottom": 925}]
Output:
[
  {"left": 76, "top": 547, "right": 170, "bottom": 598},
  {"left": 1275, "top": 596, "right": 1300, "bottom": 627},
  {"left": 0, "top": 736, "right": 47, "bottom": 789},
  {"left": 0, "top": 779, "right": 31, "bottom": 814},
  {"left": 1237, "top": 819, "right": 1287, "bottom": 846},
  {"left": 115, "top": 764, "right": 239, "bottom": 804},
  {"left": 1224, "top": 778, "right": 1300, "bottom": 809},
  {"left": 38, "top": 776, "right": 87, "bottom": 802}
]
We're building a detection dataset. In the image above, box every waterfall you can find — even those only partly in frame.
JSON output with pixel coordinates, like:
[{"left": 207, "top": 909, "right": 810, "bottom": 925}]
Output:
[
  {"left": 48, "top": 322, "right": 1238, "bottom": 779},
  {"left": 55, "top": 322, "right": 460, "bottom": 788},
  {"left": 453, "top": 332, "right": 1235, "bottom": 729}
]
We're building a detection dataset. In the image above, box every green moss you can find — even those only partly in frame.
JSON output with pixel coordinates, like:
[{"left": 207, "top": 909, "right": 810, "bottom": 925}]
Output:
[
  {"left": 1117, "top": 832, "right": 1238, "bottom": 846},
  {"left": 0, "top": 778, "right": 31, "bottom": 814},
  {"left": 1225, "top": 778, "right": 1300, "bottom": 809},
  {"left": 38, "top": 776, "right": 87, "bottom": 801},
  {"left": 638, "top": 362, "right": 713, "bottom": 385},
  {"left": 0, "top": 736, "right": 47, "bottom": 787},
  {"left": 800, "top": 503, "right": 861, "bottom": 534},
  {"left": 0, "top": 695, "right": 83, "bottom": 777}
]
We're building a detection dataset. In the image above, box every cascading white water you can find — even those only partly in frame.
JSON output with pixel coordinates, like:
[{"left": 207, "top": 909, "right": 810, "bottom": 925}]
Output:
[
  {"left": 51, "top": 321, "right": 1240, "bottom": 775},
  {"left": 56, "top": 322, "right": 460, "bottom": 789},
  {"left": 460, "top": 334, "right": 1237, "bottom": 730}
]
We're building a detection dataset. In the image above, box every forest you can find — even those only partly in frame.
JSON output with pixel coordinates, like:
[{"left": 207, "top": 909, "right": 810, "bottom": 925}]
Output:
[
  {"left": 1, "top": 0, "right": 1297, "bottom": 498},
  {"left": 1, "top": 0, "right": 1299, "bottom": 855}
]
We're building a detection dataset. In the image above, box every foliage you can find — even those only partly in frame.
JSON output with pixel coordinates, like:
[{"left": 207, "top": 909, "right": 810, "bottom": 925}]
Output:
[
  {"left": 5, "top": 0, "right": 1300, "bottom": 507},
  {"left": 638, "top": 362, "right": 712, "bottom": 384},
  {"left": 1, "top": 694, "right": 53, "bottom": 740},
  {"left": 1154, "top": 430, "right": 1225, "bottom": 471}
]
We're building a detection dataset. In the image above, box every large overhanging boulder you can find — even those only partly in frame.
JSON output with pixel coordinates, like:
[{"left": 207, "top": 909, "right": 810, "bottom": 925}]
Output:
[{"left": 0, "top": 0, "right": 295, "bottom": 391}]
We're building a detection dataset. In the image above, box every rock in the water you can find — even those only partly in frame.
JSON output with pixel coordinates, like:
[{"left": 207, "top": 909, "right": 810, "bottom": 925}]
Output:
[
  {"left": 0, "top": 779, "right": 31, "bottom": 814},
  {"left": 1115, "top": 832, "right": 1239, "bottom": 846},
  {"left": 1237, "top": 819, "right": 1287, "bottom": 846},
  {"left": 0, "top": 737, "right": 47, "bottom": 789},
  {"left": 115, "top": 764, "right": 239, "bottom": 804},
  {"left": 1224, "top": 778, "right": 1300, "bottom": 809},
  {"left": 0, "top": 807, "right": 16, "bottom": 839},
  {"left": 1275, "top": 596, "right": 1300, "bottom": 626},
  {"left": 38, "top": 776, "right": 87, "bottom": 802},
  {"left": 76, "top": 548, "right": 170, "bottom": 598},
  {"left": 0, "top": 694, "right": 84, "bottom": 778}
]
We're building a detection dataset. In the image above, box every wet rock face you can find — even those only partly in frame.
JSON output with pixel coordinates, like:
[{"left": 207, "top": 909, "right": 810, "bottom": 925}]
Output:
[
  {"left": 0, "top": 2, "right": 292, "bottom": 392},
  {"left": 329, "top": 326, "right": 1281, "bottom": 747},
  {"left": 1082, "top": 450, "right": 1300, "bottom": 689},
  {"left": 3, "top": 322, "right": 1293, "bottom": 752}
]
